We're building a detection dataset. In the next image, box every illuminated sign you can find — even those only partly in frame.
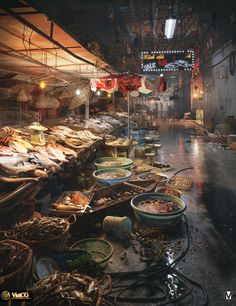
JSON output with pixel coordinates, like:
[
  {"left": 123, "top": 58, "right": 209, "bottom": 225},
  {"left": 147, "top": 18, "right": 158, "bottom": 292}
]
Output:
[
  {"left": 192, "top": 60, "right": 200, "bottom": 80},
  {"left": 141, "top": 50, "right": 194, "bottom": 73}
]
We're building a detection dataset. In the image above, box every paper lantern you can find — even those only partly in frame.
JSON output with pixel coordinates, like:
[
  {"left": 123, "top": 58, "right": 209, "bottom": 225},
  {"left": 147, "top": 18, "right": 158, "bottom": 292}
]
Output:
[
  {"left": 16, "top": 89, "right": 29, "bottom": 102},
  {"left": 34, "top": 92, "right": 50, "bottom": 108}
]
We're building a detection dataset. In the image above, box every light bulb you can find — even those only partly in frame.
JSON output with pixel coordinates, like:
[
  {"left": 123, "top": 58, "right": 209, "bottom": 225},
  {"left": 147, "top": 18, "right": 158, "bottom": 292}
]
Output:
[
  {"left": 76, "top": 89, "right": 81, "bottom": 95},
  {"left": 96, "top": 90, "right": 101, "bottom": 96},
  {"left": 39, "top": 81, "right": 46, "bottom": 89},
  {"left": 107, "top": 93, "right": 112, "bottom": 98}
]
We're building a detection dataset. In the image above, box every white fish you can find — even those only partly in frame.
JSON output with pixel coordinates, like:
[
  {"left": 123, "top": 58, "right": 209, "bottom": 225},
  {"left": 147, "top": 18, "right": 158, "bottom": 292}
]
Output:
[
  {"left": 34, "top": 153, "right": 61, "bottom": 170},
  {"left": 46, "top": 144, "right": 67, "bottom": 162},
  {"left": 0, "top": 163, "right": 37, "bottom": 175}
]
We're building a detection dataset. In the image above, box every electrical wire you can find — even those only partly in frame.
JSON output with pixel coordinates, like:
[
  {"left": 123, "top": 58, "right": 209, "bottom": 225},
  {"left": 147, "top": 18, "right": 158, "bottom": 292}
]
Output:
[
  {"left": 104, "top": 214, "right": 208, "bottom": 305},
  {"left": 22, "top": 24, "right": 28, "bottom": 58},
  {"left": 28, "top": 28, "right": 34, "bottom": 58}
]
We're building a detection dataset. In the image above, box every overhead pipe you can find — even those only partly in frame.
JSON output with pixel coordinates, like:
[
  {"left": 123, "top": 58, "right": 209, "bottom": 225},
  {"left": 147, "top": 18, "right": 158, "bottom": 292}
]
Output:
[{"left": 0, "top": 4, "right": 111, "bottom": 74}]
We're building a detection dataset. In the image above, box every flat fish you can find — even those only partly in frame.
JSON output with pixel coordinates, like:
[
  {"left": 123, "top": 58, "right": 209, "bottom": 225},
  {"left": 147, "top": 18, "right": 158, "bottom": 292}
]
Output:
[
  {"left": 46, "top": 144, "right": 67, "bottom": 162},
  {"left": 34, "top": 146, "right": 57, "bottom": 161},
  {"left": 34, "top": 153, "right": 61, "bottom": 170},
  {"left": 12, "top": 137, "right": 33, "bottom": 151},
  {"left": 55, "top": 144, "right": 78, "bottom": 158},
  {"left": 0, "top": 155, "right": 29, "bottom": 166},
  {"left": 9, "top": 141, "right": 28, "bottom": 154},
  {"left": 0, "top": 146, "right": 15, "bottom": 156},
  {"left": 0, "top": 163, "right": 37, "bottom": 175}
]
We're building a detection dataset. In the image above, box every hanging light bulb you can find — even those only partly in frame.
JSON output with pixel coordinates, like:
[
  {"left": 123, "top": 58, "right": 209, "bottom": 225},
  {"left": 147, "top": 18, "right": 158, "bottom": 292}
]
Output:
[
  {"left": 39, "top": 80, "right": 47, "bottom": 89},
  {"left": 107, "top": 93, "right": 112, "bottom": 98},
  {"left": 75, "top": 89, "right": 81, "bottom": 95},
  {"left": 96, "top": 90, "right": 101, "bottom": 96},
  {"left": 160, "top": 74, "right": 164, "bottom": 77}
]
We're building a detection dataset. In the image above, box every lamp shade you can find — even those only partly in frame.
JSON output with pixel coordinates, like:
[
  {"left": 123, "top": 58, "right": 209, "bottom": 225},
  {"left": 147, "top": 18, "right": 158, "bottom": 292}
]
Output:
[
  {"left": 34, "top": 92, "right": 50, "bottom": 108},
  {"left": 16, "top": 89, "right": 28, "bottom": 102},
  {"left": 48, "top": 96, "right": 60, "bottom": 109}
]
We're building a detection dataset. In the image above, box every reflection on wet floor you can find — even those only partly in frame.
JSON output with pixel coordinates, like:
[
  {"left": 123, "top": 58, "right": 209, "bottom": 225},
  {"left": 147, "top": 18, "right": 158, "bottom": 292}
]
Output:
[{"left": 158, "top": 121, "right": 236, "bottom": 252}]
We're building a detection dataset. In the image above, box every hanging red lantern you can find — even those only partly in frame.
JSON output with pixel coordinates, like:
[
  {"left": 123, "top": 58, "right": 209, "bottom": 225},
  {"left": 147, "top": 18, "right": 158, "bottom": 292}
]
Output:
[{"left": 158, "top": 77, "right": 167, "bottom": 92}]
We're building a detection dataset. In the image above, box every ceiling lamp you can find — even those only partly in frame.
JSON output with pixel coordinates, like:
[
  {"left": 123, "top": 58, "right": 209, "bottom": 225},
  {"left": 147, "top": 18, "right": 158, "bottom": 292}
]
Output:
[{"left": 165, "top": 18, "right": 177, "bottom": 39}]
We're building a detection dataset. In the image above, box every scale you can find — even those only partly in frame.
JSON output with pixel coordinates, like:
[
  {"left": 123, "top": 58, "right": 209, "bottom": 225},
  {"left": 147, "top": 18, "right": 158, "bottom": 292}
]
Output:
[{"left": 29, "top": 123, "right": 48, "bottom": 146}]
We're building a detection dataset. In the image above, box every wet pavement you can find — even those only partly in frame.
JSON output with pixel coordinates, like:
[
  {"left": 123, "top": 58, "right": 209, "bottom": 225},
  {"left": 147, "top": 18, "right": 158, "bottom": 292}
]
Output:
[
  {"left": 72, "top": 121, "right": 236, "bottom": 305},
  {"left": 158, "top": 121, "right": 236, "bottom": 305}
]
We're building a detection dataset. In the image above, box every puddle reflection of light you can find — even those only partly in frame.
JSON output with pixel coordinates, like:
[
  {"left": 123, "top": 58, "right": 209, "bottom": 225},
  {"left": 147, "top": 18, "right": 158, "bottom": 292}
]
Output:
[
  {"left": 166, "top": 249, "right": 174, "bottom": 264},
  {"left": 167, "top": 274, "right": 178, "bottom": 299},
  {"left": 193, "top": 140, "right": 199, "bottom": 155}
]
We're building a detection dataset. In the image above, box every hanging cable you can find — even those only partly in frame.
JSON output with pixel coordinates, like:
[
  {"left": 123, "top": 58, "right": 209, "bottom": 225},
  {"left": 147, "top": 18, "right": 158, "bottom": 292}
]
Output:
[
  {"left": 28, "top": 28, "right": 34, "bottom": 58},
  {"left": 22, "top": 24, "right": 28, "bottom": 58}
]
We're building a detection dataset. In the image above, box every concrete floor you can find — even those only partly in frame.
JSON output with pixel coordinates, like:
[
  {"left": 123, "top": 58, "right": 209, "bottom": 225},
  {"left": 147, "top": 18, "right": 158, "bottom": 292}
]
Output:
[
  {"left": 71, "top": 121, "right": 236, "bottom": 305},
  {"left": 157, "top": 121, "right": 236, "bottom": 306}
]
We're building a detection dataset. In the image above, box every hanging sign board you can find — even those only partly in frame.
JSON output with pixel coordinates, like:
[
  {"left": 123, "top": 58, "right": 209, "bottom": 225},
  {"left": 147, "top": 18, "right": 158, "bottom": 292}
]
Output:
[{"left": 141, "top": 50, "right": 194, "bottom": 73}]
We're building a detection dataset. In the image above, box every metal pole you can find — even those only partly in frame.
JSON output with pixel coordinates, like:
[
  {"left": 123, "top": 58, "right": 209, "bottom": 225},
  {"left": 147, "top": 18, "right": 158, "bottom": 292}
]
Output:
[
  {"left": 112, "top": 92, "right": 115, "bottom": 112},
  {"left": 127, "top": 91, "right": 130, "bottom": 139},
  {"left": 85, "top": 90, "right": 90, "bottom": 119}
]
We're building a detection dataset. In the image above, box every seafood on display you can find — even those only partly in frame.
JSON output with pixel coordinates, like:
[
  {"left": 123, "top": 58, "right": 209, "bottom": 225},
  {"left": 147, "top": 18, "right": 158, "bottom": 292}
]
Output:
[
  {"left": 29, "top": 273, "right": 99, "bottom": 306},
  {"left": 46, "top": 144, "right": 68, "bottom": 162},
  {"left": 0, "top": 163, "right": 37, "bottom": 175},
  {"left": 0, "top": 146, "right": 15, "bottom": 156},
  {"left": 33, "top": 152, "right": 61, "bottom": 171},
  {"left": 55, "top": 144, "right": 78, "bottom": 158},
  {"left": 53, "top": 191, "right": 90, "bottom": 211},
  {"left": 93, "top": 189, "right": 138, "bottom": 208},
  {"left": 51, "top": 126, "right": 101, "bottom": 141},
  {"left": 96, "top": 171, "right": 127, "bottom": 179},
  {"left": 137, "top": 199, "right": 181, "bottom": 214},
  {"left": 99, "top": 160, "right": 128, "bottom": 167},
  {"left": 10, "top": 217, "right": 68, "bottom": 242},
  {"left": 0, "top": 241, "right": 29, "bottom": 277}
]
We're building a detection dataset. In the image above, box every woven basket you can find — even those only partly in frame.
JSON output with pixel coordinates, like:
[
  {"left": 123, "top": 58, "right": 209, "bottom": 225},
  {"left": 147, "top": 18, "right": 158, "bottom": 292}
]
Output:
[
  {"left": 0, "top": 240, "right": 32, "bottom": 290},
  {"left": 5, "top": 215, "right": 76, "bottom": 252}
]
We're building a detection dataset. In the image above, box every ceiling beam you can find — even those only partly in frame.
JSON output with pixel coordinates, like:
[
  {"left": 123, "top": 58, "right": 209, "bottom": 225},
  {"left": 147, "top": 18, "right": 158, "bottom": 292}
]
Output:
[{"left": 0, "top": 4, "right": 111, "bottom": 74}]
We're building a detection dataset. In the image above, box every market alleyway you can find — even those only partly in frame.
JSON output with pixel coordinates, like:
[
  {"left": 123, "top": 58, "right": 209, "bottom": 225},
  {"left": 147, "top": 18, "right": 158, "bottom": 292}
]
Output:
[{"left": 157, "top": 120, "right": 236, "bottom": 306}]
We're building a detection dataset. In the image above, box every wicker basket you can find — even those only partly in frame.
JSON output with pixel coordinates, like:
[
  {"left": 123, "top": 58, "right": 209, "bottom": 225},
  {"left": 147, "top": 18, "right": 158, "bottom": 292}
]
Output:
[
  {"left": 0, "top": 240, "right": 32, "bottom": 290},
  {"left": 5, "top": 215, "right": 76, "bottom": 252}
]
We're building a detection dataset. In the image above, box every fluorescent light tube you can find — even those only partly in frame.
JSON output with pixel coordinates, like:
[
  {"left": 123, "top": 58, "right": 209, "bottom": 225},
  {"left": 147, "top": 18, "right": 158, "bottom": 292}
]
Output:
[{"left": 165, "top": 18, "right": 177, "bottom": 39}]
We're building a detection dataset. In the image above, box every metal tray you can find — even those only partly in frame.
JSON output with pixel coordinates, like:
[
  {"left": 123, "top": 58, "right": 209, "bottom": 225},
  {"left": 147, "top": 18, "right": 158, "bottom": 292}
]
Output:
[
  {"left": 166, "top": 175, "right": 193, "bottom": 191},
  {"left": 51, "top": 191, "right": 93, "bottom": 214},
  {"left": 49, "top": 180, "right": 158, "bottom": 225}
]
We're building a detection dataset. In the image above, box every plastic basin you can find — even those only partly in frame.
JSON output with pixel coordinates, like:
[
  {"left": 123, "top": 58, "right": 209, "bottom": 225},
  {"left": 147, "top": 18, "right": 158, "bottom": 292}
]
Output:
[
  {"left": 130, "top": 192, "right": 186, "bottom": 227},
  {"left": 95, "top": 157, "right": 133, "bottom": 170},
  {"left": 93, "top": 168, "right": 132, "bottom": 186},
  {"left": 70, "top": 238, "right": 113, "bottom": 266}
]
